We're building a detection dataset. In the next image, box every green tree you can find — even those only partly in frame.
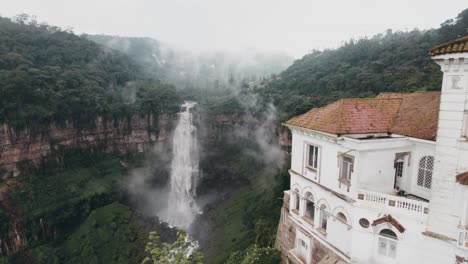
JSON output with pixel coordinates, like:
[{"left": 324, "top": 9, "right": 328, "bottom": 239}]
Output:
[
  {"left": 254, "top": 219, "right": 273, "bottom": 247},
  {"left": 142, "top": 230, "right": 203, "bottom": 264},
  {"left": 226, "top": 246, "right": 280, "bottom": 264}
]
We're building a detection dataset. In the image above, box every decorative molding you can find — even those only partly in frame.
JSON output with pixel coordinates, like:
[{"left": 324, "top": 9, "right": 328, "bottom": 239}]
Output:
[
  {"left": 442, "top": 58, "right": 450, "bottom": 72},
  {"left": 453, "top": 58, "right": 460, "bottom": 72}
]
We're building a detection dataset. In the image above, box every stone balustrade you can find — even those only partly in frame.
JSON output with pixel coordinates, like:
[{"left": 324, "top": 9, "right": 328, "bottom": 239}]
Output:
[{"left": 356, "top": 189, "right": 429, "bottom": 217}]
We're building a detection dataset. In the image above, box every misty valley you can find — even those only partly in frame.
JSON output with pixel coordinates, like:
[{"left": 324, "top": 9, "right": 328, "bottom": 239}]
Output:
[{"left": 1, "top": 6, "right": 468, "bottom": 264}]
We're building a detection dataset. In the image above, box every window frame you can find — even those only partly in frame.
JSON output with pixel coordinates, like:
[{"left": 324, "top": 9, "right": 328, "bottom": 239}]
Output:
[
  {"left": 339, "top": 154, "right": 354, "bottom": 184},
  {"left": 395, "top": 161, "right": 404, "bottom": 178},
  {"left": 417, "top": 156, "right": 434, "bottom": 189},
  {"left": 292, "top": 190, "right": 300, "bottom": 214},
  {"left": 377, "top": 229, "right": 398, "bottom": 258},
  {"left": 336, "top": 212, "right": 347, "bottom": 223},
  {"left": 306, "top": 144, "right": 320, "bottom": 171},
  {"left": 305, "top": 197, "right": 315, "bottom": 222},
  {"left": 319, "top": 204, "right": 329, "bottom": 233}
]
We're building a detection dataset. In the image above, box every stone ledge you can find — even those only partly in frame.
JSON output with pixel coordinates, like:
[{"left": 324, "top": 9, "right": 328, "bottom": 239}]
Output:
[{"left": 422, "top": 231, "right": 457, "bottom": 242}]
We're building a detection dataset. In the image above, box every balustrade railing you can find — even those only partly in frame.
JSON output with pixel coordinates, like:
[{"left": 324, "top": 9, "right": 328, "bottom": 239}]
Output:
[{"left": 356, "top": 190, "right": 429, "bottom": 216}]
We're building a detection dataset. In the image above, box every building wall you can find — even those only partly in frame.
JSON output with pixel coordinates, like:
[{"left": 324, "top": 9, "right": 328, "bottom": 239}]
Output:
[
  {"left": 279, "top": 127, "right": 467, "bottom": 263},
  {"left": 427, "top": 55, "right": 468, "bottom": 241},
  {"left": 281, "top": 170, "right": 463, "bottom": 263},
  {"left": 290, "top": 129, "right": 436, "bottom": 200}
]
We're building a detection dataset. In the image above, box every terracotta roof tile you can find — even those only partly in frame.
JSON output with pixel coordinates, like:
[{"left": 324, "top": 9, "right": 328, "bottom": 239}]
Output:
[
  {"left": 286, "top": 91, "right": 440, "bottom": 141},
  {"left": 286, "top": 98, "right": 401, "bottom": 135},
  {"left": 372, "top": 215, "right": 405, "bottom": 233},
  {"left": 456, "top": 171, "right": 468, "bottom": 186},
  {"left": 429, "top": 35, "right": 468, "bottom": 56},
  {"left": 382, "top": 92, "right": 440, "bottom": 140}
]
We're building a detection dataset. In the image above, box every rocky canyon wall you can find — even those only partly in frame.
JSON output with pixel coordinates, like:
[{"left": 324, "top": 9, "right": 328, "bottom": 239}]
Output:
[{"left": 0, "top": 114, "right": 171, "bottom": 179}]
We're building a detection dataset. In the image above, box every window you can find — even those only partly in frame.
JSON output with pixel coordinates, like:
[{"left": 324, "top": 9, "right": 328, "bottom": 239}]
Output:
[
  {"left": 305, "top": 193, "right": 315, "bottom": 221},
  {"left": 336, "top": 212, "right": 347, "bottom": 223},
  {"left": 378, "top": 229, "right": 397, "bottom": 258},
  {"left": 339, "top": 155, "right": 354, "bottom": 183},
  {"left": 395, "top": 161, "right": 403, "bottom": 178},
  {"left": 293, "top": 190, "right": 300, "bottom": 212},
  {"left": 417, "top": 156, "right": 434, "bottom": 189},
  {"left": 394, "top": 160, "right": 404, "bottom": 189},
  {"left": 300, "top": 239, "right": 308, "bottom": 250},
  {"left": 359, "top": 218, "right": 370, "bottom": 228},
  {"left": 319, "top": 204, "right": 328, "bottom": 231},
  {"left": 307, "top": 145, "right": 319, "bottom": 170}
]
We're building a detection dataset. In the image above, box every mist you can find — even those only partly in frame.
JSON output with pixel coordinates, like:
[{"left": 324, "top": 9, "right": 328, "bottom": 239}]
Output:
[
  {"left": 87, "top": 34, "right": 293, "bottom": 92},
  {"left": 2, "top": 0, "right": 467, "bottom": 58}
]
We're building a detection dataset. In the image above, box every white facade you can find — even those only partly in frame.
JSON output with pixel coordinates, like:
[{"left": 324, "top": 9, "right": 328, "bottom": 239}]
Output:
[{"left": 282, "top": 52, "right": 468, "bottom": 263}]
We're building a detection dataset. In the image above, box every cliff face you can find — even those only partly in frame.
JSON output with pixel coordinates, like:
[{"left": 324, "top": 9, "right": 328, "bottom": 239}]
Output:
[
  {"left": 0, "top": 114, "right": 171, "bottom": 179},
  {"left": 0, "top": 112, "right": 270, "bottom": 257}
]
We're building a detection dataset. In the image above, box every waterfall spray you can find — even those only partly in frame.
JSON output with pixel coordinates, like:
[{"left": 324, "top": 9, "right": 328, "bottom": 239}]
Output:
[{"left": 161, "top": 101, "right": 200, "bottom": 228}]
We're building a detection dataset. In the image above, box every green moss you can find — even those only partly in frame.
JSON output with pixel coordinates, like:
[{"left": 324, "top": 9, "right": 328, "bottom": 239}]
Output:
[
  {"left": 5, "top": 151, "right": 156, "bottom": 251},
  {"left": 61, "top": 203, "right": 147, "bottom": 264},
  {"left": 202, "top": 148, "right": 289, "bottom": 264},
  {"left": 24, "top": 203, "right": 148, "bottom": 264},
  {"left": 12, "top": 156, "right": 127, "bottom": 221}
]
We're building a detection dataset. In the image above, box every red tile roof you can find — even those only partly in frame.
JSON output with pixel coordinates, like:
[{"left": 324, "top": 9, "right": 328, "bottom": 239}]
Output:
[
  {"left": 456, "top": 171, "right": 468, "bottom": 186},
  {"left": 286, "top": 92, "right": 440, "bottom": 141},
  {"left": 429, "top": 35, "right": 468, "bottom": 56},
  {"left": 372, "top": 215, "right": 405, "bottom": 233},
  {"left": 378, "top": 92, "right": 440, "bottom": 140}
]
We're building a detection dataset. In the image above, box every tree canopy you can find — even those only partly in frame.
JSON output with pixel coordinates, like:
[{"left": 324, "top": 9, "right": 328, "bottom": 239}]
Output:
[
  {"left": 258, "top": 8, "right": 468, "bottom": 119},
  {"left": 142, "top": 230, "right": 203, "bottom": 264},
  {"left": 0, "top": 15, "right": 181, "bottom": 127}
]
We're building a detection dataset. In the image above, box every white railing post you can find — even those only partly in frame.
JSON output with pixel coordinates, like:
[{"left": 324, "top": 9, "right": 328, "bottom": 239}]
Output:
[
  {"left": 458, "top": 229, "right": 468, "bottom": 248},
  {"left": 357, "top": 190, "right": 429, "bottom": 216}
]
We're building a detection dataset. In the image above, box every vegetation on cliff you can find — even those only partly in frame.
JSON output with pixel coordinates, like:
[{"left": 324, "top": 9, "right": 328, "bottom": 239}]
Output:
[
  {"left": 0, "top": 152, "right": 159, "bottom": 263},
  {"left": 0, "top": 15, "right": 181, "bottom": 127},
  {"left": 258, "top": 8, "right": 468, "bottom": 119},
  {"left": 142, "top": 230, "right": 203, "bottom": 264},
  {"left": 196, "top": 133, "right": 288, "bottom": 264},
  {"left": 26, "top": 203, "right": 149, "bottom": 264}
]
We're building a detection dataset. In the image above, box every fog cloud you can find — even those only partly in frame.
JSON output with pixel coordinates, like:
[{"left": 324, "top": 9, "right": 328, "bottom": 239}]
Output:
[{"left": 2, "top": 0, "right": 466, "bottom": 57}]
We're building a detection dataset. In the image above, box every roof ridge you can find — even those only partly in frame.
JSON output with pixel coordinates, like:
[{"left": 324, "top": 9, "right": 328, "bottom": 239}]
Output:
[
  {"left": 429, "top": 35, "right": 468, "bottom": 51},
  {"left": 429, "top": 35, "right": 468, "bottom": 56}
]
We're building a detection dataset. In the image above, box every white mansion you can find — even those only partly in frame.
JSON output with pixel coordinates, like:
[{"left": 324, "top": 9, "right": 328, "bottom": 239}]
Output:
[{"left": 275, "top": 36, "right": 468, "bottom": 264}]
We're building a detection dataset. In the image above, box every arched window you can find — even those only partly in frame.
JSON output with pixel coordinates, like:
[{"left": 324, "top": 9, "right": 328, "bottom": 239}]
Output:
[
  {"left": 305, "top": 193, "right": 315, "bottom": 222},
  {"left": 336, "top": 212, "right": 347, "bottom": 223},
  {"left": 378, "top": 229, "right": 397, "bottom": 258},
  {"left": 319, "top": 204, "right": 328, "bottom": 231},
  {"left": 417, "top": 156, "right": 434, "bottom": 189},
  {"left": 293, "top": 190, "right": 300, "bottom": 212}
]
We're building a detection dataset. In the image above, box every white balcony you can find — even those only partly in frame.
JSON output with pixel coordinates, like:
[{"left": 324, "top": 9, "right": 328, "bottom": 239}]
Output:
[{"left": 356, "top": 189, "right": 429, "bottom": 217}]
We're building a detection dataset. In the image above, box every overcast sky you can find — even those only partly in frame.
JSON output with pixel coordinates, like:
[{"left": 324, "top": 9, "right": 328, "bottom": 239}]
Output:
[{"left": 1, "top": 0, "right": 467, "bottom": 57}]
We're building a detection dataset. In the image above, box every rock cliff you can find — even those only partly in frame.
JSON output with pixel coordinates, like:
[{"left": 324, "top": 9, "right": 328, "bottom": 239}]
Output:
[{"left": 0, "top": 114, "right": 171, "bottom": 179}]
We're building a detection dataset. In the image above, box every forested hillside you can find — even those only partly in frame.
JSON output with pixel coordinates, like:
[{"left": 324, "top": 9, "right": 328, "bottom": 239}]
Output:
[
  {"left": 0, "top": 15, "right": 180, "bottom": 127},
  {"left": 87, "top": 34, "right": 293, "bottom": 92},
  {"left": 259, "top": 9, "right": 468, "bottom": 119}
]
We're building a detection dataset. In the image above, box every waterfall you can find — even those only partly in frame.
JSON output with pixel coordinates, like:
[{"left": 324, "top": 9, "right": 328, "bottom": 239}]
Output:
[{"left": 162, "top": 101, "right": 200, "bottom": 228}]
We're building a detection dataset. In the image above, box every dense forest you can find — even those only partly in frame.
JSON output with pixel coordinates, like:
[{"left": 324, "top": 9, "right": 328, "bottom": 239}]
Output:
[
  {"left": 258, "top": 8, "right": 468, "bottom": 119},
  {"left": 86, "top": 34, "right": 293, "bottom": 93},
  {"left": 1, "top": 7, "right": 468, "bottom": 264},
  {"left": 0, "top": 15, "right": 181, "bottom": 127},
  {"left": 86, "top": 35, "right": 293, "bottom": 116}
]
